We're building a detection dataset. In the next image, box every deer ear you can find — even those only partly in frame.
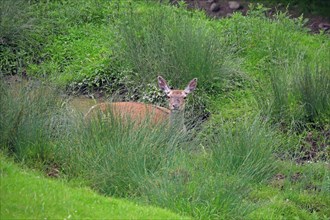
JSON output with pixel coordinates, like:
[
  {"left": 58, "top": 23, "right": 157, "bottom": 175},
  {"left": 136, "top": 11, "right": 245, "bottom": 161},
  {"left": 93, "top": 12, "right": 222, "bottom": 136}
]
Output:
[
  {"left": 184, "top": 78, "right": 197, "bottom": 94},
  {"left": 158, "top": 76, "right": 171, "bottom": 94}
]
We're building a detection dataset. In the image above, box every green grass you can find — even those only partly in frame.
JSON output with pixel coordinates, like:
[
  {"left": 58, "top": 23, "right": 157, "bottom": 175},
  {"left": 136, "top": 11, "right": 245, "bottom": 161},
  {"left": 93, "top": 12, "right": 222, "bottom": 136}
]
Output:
[
  {"left": 28, "top": 24, "right": 116, "bottom": 86},
  {"left": 248, "top": 186, "right": 330, "bottom": 220},
  {"left": 0, "top": 154, "right": 188, "bottom": 219},
  {"left": 1, "top": 76, "right": 328, "bottom": 219},
  {"left": 0, "top": 0, "right": 40, "bottom": 75},
  {"left": 1, "top": 0, "right": 330, "bottom": 219},
  {"left": 206, "top": 117, "right": 278, "bottom": 182},
  {"left": 119, "top": 2, "right": 239, "bottom": 90},
  {"left": 57, "top": 113, "right": 183, "bottom": 197},
  {"left": 0, "top": 79, "right": 281, "bottom": 219},
  {"left": 247, "top": 161, "right": 330, "bottom": 219},
  {"left": 0, "top": 80, "right": 65, "bottom": 164},
  {"left": 4, "top": 0, "right": 328, "bottom": 127}
]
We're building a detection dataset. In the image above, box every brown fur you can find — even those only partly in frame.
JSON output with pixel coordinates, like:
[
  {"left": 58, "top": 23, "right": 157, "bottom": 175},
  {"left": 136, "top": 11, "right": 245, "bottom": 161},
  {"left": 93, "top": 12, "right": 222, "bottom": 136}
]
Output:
[
  {"left": 85, "top": 102, "right": 170, "bottom": 125},
  {"left": 85, "top": 76, "right": 197, "bottom": 130}
]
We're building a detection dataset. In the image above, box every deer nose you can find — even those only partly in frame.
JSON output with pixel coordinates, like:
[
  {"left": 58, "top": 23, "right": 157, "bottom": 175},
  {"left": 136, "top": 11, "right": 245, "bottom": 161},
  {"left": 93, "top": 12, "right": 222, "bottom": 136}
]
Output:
[
  {"left": 172, "top": 104, "right": 179, "bottom": 110},
  {"left": 171, "top": 101, "right": 182, "bottom": 110}
]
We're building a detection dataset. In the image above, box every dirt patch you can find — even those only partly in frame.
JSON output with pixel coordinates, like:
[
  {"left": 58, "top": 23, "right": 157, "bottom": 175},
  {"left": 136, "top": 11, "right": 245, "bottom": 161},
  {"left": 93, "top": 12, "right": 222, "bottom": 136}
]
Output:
[
  {"left": 296, "top": 130, "right": 330, "bottom": 163},
  {"left": 180, "top": 0, "right": 330, "bottom": 33},
  {"left": 185, "top": 0, "right": 249, "bottom": 17}
]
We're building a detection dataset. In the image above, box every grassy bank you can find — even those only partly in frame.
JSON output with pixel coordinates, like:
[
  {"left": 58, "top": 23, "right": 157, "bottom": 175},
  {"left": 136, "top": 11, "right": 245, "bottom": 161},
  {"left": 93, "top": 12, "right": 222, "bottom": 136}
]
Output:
[{"left": 0, "top": 154, "right": 188, "bottom": 219}]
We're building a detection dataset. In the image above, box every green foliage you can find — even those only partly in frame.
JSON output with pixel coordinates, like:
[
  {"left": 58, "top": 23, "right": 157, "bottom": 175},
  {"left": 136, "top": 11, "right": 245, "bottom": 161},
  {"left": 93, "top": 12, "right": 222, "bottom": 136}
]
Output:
[
  {"left": 0, "top": 0, "right": 40, "bottom": 74},
  {"left": 114, "top": 1, "right": 244, "bottom": 120},
  {"left": 0, "top": 79, "right": 275, "bottom": 219},
  {"left": 28, "top": 24, "right": 117, "bottom": 85},
  {"left": 294, "top": 65, "right": 330, "bottom": 124},
  {"left": 29, "top": 0, "right": 123, "bottom": 34},
  {"left": 1, "top": 1, "right": 330, "bottom": 219},
  {"left": 220, "top": 8, "right": 311, "bottom": 73},
  {"left": 1, "top": 73, "right": 329, "bottom": 219},
  {"left": 119, "top": 2, "right": 239, "bottom": 92},
  {"left": 0, "top": 0, "right": 34, "bottom": 44},
  {"left": 218, "top": 4, "right": 329, "bottom": 131},
  {"left": 0, "top": 0, "right": 124, "bottom": 77},
  {"left": 140, "top": 116, "right": 281, "bottom": 218}
]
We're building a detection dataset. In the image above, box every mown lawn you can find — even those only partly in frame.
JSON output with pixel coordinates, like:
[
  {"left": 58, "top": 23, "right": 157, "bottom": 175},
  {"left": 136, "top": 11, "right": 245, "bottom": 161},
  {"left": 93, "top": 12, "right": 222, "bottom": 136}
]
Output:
[{"left": 0, "top": 154, "right": 188, "bottom": 219}]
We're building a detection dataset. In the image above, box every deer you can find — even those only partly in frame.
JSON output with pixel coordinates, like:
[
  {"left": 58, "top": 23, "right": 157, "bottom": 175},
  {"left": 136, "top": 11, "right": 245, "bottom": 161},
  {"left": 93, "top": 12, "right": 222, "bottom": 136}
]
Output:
[{"left": 84, "top": 76, "right": 197, "bottom": 131}]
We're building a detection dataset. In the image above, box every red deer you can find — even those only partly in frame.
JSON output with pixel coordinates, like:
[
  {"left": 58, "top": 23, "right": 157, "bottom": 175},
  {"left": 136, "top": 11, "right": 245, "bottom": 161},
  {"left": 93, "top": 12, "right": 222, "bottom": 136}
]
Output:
[{"left": 85, "top": 76, "right": 197, "bottom": 130}]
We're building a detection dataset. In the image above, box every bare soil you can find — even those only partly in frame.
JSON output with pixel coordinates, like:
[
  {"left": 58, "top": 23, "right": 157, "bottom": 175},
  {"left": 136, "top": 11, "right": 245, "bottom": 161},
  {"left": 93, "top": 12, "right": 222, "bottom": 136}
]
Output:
[{"left": 181, "top": 0, "right": 330, "bottom": 33}]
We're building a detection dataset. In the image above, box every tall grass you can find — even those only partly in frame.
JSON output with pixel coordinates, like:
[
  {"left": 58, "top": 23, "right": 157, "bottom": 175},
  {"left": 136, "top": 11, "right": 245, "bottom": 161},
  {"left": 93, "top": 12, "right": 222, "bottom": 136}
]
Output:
[
  {"left": 294, "top": 65, "right": 330, "bottom": 124},
  {"left": 258, "top": 60, "right": 330, "bottom": 131},
  {"left": 1, "top": 0, "right": 329, "bottom": 218},
  {"left": 120, "top": 2, "right": 239, "bottom": 92},
  {"left": 138, "top": 116, "right": 280, "bottom": 218},
  {"left": 223, "top": 5, "right": 330, "bottom": 130},
  {"left": 0, "top": 79, "right": 283, "bottom": 218},
  {"left": 141, "top": 155, "right": 251, "bottom": 219},
  {"left": 0, "top": 80, "right": 183, "bottom": 197},
  {"left": 207, "top": 117, "right": 278, "bottom": 182},
  {"left": 0, "top": 80, "right": 65, "bottom": 163},
  {"left": 56, "top": 112, "right": 184, "bottom": 197}
]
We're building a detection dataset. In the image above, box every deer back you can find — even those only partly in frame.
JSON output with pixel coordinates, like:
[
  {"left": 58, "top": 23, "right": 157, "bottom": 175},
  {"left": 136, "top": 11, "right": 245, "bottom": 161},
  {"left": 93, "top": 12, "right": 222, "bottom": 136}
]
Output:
[{"left": 85, "top": 102, "right": 170, "bottom": 125}]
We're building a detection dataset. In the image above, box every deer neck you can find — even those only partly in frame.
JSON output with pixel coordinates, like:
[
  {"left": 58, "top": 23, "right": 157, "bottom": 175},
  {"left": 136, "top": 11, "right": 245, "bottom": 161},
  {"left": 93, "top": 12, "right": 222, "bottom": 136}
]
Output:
[{"left": 169, "top": 110, "right": 186, "bottom": 132}]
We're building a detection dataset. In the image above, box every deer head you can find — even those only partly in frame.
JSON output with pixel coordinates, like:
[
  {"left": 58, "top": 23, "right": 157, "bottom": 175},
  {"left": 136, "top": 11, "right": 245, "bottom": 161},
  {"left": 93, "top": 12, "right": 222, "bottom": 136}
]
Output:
[{"left": 158, "top": 76, "right": 197, "bottom": 112}]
